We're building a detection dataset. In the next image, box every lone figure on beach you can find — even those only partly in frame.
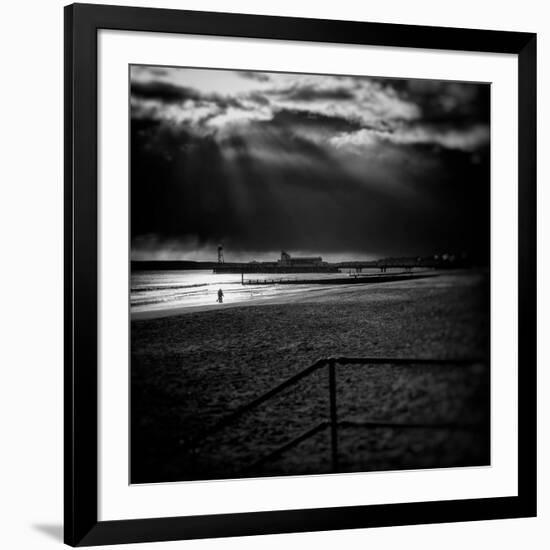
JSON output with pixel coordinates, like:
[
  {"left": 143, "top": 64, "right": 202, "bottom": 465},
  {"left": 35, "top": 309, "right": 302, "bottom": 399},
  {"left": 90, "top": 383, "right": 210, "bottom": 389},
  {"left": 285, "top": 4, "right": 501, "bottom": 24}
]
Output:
[{"left": 217, "top": 288, "right": 224, "bottom": 303}]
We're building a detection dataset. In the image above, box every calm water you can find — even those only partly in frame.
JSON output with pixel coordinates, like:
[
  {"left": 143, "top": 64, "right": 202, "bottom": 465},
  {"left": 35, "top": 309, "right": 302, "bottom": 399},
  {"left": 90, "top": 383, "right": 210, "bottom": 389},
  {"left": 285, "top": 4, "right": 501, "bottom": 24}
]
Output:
[{"left": 130, "top": 268, "right": 407, "bottom": 314}]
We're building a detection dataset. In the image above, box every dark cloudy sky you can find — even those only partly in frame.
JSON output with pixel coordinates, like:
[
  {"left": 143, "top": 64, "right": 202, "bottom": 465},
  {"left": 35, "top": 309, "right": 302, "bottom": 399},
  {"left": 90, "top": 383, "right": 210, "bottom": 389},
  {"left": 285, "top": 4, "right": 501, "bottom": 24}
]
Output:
[{"left": 130, "top": 65, "right": 490, "bottom": 263}]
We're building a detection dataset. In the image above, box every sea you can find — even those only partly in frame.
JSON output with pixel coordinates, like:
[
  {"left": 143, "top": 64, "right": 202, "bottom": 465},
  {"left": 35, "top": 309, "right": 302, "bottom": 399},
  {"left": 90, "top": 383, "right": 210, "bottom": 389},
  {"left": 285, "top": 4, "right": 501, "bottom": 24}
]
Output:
[{"left": 130, "top": 268, "right": 405, "bottom": 315}]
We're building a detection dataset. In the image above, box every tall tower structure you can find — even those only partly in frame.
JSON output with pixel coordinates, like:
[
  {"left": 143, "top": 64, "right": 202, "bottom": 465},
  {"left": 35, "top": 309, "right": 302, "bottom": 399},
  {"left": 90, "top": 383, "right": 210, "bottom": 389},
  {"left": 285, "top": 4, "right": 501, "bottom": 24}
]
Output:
[{"left": 217, "top": 244, "right": 225, "bottom": 264}]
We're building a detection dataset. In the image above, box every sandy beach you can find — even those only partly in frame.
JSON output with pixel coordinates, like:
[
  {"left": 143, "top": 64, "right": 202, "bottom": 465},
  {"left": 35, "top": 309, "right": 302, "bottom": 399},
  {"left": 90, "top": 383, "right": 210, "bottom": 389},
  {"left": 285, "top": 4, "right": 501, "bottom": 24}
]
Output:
[
  {"left": 131, "top": 270, "right": 490, "bottom": 483},
  {"left": 131, "top": 271, "right": 439, "bottom": 320}
]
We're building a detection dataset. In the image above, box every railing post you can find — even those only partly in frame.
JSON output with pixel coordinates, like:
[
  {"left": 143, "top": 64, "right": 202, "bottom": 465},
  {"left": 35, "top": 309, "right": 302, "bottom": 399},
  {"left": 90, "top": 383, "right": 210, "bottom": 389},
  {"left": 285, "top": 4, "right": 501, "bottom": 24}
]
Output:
[{"left": 328, "top": 358, "right": 339, "bottom": 472}]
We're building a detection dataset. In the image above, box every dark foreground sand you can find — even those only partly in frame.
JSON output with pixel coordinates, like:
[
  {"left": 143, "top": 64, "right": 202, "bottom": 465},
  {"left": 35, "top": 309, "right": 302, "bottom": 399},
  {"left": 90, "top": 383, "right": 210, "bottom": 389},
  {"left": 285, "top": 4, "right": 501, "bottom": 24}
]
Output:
[{"left": 131, "top": 270, "right": 489, "bottom": 483}]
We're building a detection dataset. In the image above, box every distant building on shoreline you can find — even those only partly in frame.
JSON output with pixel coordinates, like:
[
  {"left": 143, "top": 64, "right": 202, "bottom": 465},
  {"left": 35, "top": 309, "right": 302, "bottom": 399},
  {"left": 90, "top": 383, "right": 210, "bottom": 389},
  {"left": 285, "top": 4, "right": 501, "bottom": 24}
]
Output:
[
  {"left": 213, "top": 250, "right": 338, "bottom": 274},
  {"left": 278, "top": 251, "right": 324, "bottom": 268}
]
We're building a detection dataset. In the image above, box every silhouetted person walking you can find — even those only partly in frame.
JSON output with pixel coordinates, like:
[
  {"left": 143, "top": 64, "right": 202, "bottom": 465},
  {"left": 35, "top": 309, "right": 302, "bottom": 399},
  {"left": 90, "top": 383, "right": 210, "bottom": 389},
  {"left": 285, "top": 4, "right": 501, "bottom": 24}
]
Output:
[{"left": 217, "top": 288, "right": 224, "bottom": 303}]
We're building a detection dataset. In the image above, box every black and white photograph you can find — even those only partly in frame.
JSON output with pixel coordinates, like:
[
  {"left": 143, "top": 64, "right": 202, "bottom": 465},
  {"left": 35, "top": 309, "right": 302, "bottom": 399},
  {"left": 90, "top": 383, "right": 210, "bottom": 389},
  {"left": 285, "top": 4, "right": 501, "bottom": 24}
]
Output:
[
  {"left": 129, "top": 65, "right": 491, "bottom": 484},
  {"left": 0, "top": 0, "right": 543, "bottom": 547}
]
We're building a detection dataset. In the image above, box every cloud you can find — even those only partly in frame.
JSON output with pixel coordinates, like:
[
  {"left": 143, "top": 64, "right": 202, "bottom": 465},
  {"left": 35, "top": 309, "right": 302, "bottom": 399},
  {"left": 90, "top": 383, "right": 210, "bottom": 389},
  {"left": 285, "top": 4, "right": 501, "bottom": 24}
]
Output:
[
  {"left": 237, "top": 71, "right": 271, "bottom": 83},
  {"left": 205, "top": 105, "right": 273, "bottom": 129},
  {"left": 380, "top": 78, "right": 490, "bottom": 124},
  {"left": 129, "top": 67, "right": 490, "bottom": 262},
  {"left": 390, "top": 124, "right": 489, "bottom": 151},
  {"left": 284, "top": 85, "right": 356, "bottom": 102},
  {"left": 331, "top": 123, "right": 489, "bottom": 152},
  {"left": 330, "top": 128, "right": 379, "bottom": 149},
  {"left": 130, "top": 72, "right": 422, "bottom": 135},
  {"left": 131, "top": 81, "right": 202, "bottom": 104},
  {"left": 264, "top": 75, "right": 421, "bottom": 129}
]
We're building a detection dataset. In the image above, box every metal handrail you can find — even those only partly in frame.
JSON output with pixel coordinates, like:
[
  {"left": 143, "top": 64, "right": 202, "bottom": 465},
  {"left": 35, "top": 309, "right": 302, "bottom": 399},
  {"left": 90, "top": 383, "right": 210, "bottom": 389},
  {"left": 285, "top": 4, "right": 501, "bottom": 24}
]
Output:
[
  {"left": 184, "top": 357, "right": 327, "bottom": 450},
  {"left": 184, "top": 356, "right": 487, "bottom": 473}
]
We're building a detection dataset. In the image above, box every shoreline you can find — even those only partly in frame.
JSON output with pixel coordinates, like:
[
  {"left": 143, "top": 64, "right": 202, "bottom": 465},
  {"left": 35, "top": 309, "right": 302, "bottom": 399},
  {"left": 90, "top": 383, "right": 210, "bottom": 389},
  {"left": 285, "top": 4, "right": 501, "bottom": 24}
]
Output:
[{"left": 131, "top": 271, "right": 447, "bottom": 321}]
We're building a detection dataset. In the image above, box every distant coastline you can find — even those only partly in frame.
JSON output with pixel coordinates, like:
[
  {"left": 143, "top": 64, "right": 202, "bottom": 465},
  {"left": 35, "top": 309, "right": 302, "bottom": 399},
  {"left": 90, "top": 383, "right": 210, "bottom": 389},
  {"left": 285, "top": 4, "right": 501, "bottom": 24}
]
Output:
[{"left": 131, "top": 255, "right": 476, "bottom": 272}]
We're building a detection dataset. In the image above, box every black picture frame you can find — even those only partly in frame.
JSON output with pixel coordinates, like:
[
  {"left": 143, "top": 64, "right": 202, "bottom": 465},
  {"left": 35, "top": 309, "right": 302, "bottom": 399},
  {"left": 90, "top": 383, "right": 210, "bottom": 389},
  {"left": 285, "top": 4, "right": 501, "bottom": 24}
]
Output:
[{"left": 64, "top": 2, "right": 537, "bottom": 546}]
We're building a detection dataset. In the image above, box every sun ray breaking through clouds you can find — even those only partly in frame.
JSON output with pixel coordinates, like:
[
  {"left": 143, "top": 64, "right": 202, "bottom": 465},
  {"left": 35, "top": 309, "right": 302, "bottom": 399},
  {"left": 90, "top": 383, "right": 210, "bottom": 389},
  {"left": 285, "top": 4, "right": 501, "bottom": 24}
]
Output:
[{"left": 130, "top": 65, "right": 490, "bottom": 263}]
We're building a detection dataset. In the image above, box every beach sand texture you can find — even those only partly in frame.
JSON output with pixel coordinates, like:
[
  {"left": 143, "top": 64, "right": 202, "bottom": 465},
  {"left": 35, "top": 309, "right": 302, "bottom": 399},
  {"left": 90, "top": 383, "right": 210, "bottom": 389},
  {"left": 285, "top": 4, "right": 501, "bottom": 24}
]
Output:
[{"left": 131, "top": 271, "right": 490, "bottom": 483}]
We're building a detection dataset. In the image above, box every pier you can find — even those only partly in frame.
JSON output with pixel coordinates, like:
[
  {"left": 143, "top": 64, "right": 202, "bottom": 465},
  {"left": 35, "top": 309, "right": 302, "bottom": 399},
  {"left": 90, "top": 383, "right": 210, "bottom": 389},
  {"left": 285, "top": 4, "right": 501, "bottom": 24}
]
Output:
[
  {"left": 241, "top": 272, "right": 433, "bottom": 286},
  {"left": 131, "top": 251, "right": 471, "bottom": 273}
]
